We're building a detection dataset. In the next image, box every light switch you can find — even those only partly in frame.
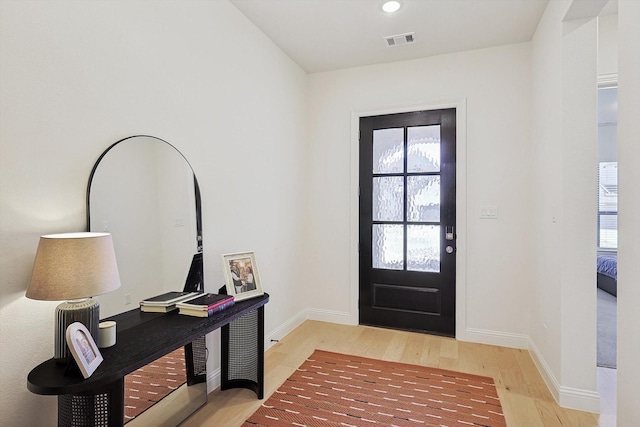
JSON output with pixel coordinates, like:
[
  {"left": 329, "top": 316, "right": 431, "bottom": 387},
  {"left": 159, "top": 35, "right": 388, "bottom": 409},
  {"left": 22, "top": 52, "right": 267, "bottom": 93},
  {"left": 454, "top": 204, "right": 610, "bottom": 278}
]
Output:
[{"left": 480, "top": 206, "right": 498, "bottom": 219}]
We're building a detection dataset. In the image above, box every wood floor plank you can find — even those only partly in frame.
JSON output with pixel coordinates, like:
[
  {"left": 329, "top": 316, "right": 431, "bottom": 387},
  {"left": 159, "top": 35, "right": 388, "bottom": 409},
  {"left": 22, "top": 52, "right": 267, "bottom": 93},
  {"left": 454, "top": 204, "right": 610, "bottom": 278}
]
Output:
[
  {"left": 382, "top": 329, "right": 409, "bottom": 361},
  {"left": 180, "top": 320, "right": 607, "bottom": 427},
  {"left": 501, "top": 392, "right": 546, "bottom": 426}
]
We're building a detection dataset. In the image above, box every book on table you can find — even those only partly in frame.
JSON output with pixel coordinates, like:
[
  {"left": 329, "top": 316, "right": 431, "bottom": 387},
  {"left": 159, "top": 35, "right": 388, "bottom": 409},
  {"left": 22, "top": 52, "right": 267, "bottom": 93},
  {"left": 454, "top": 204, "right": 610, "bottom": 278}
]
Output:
[
  {"left": 176, "top": 293, "right": 235, "bottom": 317},
  {"left": 139, "top": 291, "right": 202, "bottom": 313},
  {"left": 140, "top": 304, "right": 181, "bottom": 313}
]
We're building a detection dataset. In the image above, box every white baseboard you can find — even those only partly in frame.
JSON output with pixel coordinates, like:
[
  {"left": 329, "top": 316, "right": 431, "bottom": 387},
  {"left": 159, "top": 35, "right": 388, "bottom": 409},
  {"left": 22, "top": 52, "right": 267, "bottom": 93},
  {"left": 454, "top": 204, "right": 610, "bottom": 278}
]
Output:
[
  {"left": 528, "top": 338, "right": 562, "bottom": 402},
  {"left": 528, "top": 338, "right": 600, "bottom": 414},
  {"left": 306, "top": 307, "right": 353, "bottom": 325},
  {"left": 424, "top": 326, "right": 600, "bottom": 413},
  {"left": 265, "top": 308, "right": 308, "bottom": 350},
  {"left": 264, "top": 307, "right": 354, "bottom": 347},
  {"left": 207, "top": 367, "right": 221, "bottom": 392},
  {"left": 464, "top": 327, "right": 529, "bottom": 349},
  {"left": 558, "top": 385, "right": 600, "bottom": 413}
]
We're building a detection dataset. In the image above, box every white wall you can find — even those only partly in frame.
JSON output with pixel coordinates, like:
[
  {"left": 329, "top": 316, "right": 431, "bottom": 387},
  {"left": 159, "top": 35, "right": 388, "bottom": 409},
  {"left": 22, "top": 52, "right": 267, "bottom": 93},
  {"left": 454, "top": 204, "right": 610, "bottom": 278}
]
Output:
[
  {"left": 529, "top": 0, "right": 602, "bottom": 412},
  {"left": 0, "top": 1, "right": 307, "bottom": 425},
  {"left": 529, "top": 1, "right": 566, "bottom": 398},
  {"left": 560, "top": 15, "right": 598, "bottom": 402},
  {"left": 597, "top": 14, "right": 618, "bottom": 77},
  {"left": 306, "top": 43, "right": 533, "bottom": 342},
  {"left": 616, "top": 1, "right": 640, "bottom": 423}
]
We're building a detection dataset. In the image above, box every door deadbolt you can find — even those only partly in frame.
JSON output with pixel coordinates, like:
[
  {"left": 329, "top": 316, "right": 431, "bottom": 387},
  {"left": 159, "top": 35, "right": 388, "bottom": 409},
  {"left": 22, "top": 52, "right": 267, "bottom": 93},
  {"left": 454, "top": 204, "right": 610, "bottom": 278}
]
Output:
[
  {"left": 445, "top": 226, "right": 455, "bottom": 241},
  {"left": 446, "top": 245, "right": 455, "bottom": 254}
]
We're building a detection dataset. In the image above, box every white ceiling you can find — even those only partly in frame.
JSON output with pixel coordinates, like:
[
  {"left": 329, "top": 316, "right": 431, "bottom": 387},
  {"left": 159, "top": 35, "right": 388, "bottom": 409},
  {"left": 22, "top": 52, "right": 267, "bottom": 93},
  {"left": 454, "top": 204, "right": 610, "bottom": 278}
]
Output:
[{"left": 229, "top": 0, "right": 550, "bottom": 73}]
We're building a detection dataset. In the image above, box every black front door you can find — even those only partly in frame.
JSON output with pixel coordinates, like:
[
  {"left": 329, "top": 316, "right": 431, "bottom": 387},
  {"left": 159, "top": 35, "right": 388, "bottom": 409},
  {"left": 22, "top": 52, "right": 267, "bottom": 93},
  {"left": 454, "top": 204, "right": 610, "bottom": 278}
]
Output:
[{"left": 359, "top": 109, "right": 456, "bottom": 336}]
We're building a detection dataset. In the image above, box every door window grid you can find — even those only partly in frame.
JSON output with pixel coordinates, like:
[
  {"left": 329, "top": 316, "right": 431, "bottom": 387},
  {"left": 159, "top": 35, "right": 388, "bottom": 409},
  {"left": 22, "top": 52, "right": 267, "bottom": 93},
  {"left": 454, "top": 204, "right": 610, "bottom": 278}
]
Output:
[{"left": 372, "top": 126, "right": 441, "bottom": 272}]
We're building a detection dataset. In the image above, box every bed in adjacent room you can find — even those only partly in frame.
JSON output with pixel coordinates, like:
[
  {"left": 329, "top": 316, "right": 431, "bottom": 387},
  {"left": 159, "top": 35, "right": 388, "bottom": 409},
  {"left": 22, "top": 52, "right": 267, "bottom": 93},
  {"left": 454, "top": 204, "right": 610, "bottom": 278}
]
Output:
[{"left": 597, "top": 255, "right": 617, "bottom": 297}]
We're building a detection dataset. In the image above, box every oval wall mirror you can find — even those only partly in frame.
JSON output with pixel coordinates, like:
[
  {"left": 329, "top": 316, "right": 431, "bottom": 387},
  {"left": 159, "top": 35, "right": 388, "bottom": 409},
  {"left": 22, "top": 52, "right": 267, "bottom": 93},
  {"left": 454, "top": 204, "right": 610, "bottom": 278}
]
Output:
[{"left": 86, "top": 135, "right": 203, "bottom": 318}]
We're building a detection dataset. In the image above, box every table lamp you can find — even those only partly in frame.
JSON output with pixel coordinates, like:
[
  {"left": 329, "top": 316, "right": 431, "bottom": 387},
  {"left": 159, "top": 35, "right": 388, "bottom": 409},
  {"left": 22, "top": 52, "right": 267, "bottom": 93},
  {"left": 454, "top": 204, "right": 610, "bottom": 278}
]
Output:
[{"left": 26, "top": 232, "right": 121, "bottom": 362}]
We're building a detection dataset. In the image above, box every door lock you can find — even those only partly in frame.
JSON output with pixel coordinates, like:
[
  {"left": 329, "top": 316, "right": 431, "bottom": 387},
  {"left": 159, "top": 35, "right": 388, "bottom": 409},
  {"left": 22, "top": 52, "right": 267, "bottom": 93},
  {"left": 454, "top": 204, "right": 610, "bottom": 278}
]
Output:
[
  {"left": 445, "top": 226, "right": 455, "bottom": 241},
  {"left": 446, "top": 245, "right": 455, "bottom": 254}
]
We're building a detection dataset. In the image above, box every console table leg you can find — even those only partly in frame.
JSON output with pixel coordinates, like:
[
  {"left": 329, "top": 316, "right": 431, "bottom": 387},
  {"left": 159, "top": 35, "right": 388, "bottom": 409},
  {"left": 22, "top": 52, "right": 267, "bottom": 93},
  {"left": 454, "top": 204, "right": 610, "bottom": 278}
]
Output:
[
  {"left": 56, "top": 378, "right": 124, "bottom": 427},
  {"left": 221, "top": 306, "right": 265, "bottom": 398},
  {"left": 108, "top": 378, "right": 124, "bottom": 427}
]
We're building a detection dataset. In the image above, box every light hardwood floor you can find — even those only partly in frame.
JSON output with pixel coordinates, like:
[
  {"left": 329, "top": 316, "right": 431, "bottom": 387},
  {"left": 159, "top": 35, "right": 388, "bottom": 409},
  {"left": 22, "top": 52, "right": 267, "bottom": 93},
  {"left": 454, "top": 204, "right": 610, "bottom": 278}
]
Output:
[{"left": 181, "top": 320, "right": 611, "bottom": 427}]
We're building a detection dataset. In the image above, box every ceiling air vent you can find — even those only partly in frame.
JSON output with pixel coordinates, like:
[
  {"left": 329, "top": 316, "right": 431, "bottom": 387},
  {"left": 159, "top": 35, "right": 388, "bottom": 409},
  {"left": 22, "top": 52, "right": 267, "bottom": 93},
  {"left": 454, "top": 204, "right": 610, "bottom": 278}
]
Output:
[{"left": 384, "top": 32, "right": 415, "bottom": 47}]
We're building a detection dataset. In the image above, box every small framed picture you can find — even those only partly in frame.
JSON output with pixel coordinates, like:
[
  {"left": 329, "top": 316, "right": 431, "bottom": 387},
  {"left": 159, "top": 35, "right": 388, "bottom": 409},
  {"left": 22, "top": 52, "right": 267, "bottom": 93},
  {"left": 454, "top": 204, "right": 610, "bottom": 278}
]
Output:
[
  {"left": 66, "top": 322, "right": 103, "bottom": 379},
  {"left": 222, "top": 251, "right": 264, "bottom": 302}
]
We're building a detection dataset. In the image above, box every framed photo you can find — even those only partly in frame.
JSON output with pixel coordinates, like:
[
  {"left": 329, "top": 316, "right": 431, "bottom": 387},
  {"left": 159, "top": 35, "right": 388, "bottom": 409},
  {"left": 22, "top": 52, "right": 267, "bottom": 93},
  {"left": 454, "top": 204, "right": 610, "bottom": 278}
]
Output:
[
  {"left": 222, "top": 251, "right": 264, "bottom": 302},
  {"left": 66, "top": 322, "right": 103, "bottom": 379}
]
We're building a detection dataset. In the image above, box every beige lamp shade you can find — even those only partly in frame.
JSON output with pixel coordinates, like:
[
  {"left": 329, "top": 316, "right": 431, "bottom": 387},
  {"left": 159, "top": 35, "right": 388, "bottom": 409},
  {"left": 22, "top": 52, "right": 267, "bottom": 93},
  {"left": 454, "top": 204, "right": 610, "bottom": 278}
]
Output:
[{"left": 27, "top": 232, "right": 121, "bottom": 301}]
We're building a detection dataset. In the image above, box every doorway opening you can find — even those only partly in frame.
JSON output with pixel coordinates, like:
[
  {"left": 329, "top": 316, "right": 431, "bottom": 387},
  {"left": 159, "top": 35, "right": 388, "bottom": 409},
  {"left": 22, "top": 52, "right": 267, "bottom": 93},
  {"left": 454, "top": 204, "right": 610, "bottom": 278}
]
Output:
[{"left": 596, "top": 82, "right": 617, "bottom": 422}]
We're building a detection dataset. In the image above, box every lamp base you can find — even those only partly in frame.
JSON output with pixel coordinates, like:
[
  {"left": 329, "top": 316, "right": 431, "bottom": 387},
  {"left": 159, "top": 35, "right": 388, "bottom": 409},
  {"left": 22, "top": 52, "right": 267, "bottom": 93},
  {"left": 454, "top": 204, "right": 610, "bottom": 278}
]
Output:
[{"left": 55, "top": 298, "right": 100, "bottom": 363}]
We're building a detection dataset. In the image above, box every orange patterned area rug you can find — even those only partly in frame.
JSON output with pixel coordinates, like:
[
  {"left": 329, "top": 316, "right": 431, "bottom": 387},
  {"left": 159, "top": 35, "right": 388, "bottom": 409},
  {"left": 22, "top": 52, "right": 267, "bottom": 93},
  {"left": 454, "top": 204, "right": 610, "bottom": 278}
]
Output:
[
  {"left": 244, "top": 350, "right": 506, "bottom": 427},
  {"left": 123, "top": 347, "right": 187, "bottom": 423}
]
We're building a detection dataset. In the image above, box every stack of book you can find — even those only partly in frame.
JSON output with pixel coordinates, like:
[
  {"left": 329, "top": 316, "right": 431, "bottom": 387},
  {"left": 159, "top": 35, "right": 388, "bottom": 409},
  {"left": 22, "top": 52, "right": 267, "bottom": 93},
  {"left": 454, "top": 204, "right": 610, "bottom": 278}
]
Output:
[
  {"left": 176, "top": 293, "right": 235, "bottom": 317},
  {"left": 139, "top": 291, "right": 202, "bottom": 313}
]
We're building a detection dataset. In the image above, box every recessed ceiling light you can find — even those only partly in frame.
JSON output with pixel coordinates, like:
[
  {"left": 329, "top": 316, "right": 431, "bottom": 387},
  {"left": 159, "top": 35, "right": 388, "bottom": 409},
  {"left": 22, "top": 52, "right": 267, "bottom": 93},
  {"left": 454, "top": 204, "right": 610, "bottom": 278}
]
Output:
[{"left": 382, "top": 0, "right": 402, "bottom": 13}]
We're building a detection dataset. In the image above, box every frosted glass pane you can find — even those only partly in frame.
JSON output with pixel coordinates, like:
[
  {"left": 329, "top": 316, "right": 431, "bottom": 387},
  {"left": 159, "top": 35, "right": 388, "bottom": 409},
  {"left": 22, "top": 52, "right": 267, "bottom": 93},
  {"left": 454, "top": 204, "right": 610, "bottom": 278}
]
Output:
[
  {"left": 373, "top": 128, "right": 404, "bottom": 174},
  {"left": 407, "top": 225, "right": 440, "bottom": 272},
  {"left": 407, "top": 176, "right": 440, "bottom": 222},
  {"left": 373, "top": 177, "right": 404, "bottom": 221},
  {"left": 407, "top": 126, "right": 440, "bottom": 173},
  {"left": 372, "top": 224, "right": 403, "bottom": 270}
]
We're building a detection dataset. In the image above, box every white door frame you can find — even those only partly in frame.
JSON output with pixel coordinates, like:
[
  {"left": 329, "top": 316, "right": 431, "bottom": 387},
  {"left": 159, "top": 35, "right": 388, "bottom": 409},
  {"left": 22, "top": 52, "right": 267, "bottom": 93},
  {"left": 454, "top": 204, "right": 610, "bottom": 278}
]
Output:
[{"left": 349, "top": 98, "right": 468, "bottom": 339}]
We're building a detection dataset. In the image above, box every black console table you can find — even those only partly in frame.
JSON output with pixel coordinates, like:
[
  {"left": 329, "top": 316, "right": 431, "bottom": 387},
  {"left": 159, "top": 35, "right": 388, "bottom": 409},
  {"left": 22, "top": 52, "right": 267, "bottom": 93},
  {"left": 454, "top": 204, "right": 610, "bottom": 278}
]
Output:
[{"left": 27, "top": 293, "right": 269, "bottom": 427}]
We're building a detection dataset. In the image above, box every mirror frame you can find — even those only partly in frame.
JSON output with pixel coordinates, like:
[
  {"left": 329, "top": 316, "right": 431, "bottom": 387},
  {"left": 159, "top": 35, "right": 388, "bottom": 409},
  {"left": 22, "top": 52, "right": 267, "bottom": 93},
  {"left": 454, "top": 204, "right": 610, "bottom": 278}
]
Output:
[
  {"left": 86, "top": 135, "right": 204, "bottom": 317},
  {"left": 86, "top": 134, "right": 203, "bottom": 252}
]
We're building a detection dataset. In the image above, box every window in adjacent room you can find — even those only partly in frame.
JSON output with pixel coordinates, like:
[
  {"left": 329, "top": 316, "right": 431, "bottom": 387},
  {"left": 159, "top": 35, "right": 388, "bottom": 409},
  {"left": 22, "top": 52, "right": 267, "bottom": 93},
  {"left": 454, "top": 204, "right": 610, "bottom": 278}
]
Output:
[{"left": 597, "top": 85, "right": 617, "bottom": 251}]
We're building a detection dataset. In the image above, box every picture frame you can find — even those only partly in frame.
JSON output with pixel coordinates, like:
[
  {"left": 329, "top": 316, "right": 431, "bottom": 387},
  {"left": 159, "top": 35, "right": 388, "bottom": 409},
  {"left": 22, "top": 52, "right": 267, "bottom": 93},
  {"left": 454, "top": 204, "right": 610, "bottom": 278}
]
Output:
[
  {"left": 221, "top": 251, "right": 264, "bottom": 302},
  {"left": 66, "top": 322, "right": 103, "bottom": 379}
]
